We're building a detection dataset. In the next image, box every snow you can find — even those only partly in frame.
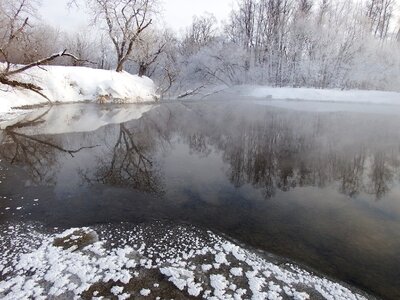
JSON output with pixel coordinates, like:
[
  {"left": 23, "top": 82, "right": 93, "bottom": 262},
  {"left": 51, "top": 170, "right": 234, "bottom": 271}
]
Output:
[
  {"left": 202, "top": 264, "right": 213, "bottom": 272},
  {"left": 215, "top": 251, "right": 229, "bottom": 265},
  {"left": 210, "top": 274, "right": 229, "bottom": 298},
  {"left": 0, "top": 64, "right": 158, "bottom": 115},
  {"left": 0, "top": 222, "right": 371, "bottom": 300},
  {"left": 217, "top": 85, "right": 400, "bottom": 105},
  {"left": 230, "top": 267, "right": 243, "bottom": 277},
  {"left": 139, "top": 288, "right": 151, "bottom": 296}
]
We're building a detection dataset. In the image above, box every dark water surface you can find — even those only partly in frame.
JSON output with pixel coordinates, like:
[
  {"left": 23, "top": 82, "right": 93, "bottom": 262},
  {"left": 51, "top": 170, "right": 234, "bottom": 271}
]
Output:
[{"left": 1, "top": 101, "right": 400, "bottom": 299}]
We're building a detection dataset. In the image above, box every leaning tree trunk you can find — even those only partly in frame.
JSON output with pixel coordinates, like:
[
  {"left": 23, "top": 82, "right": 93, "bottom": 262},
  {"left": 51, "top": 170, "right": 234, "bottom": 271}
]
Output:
[
  {"left": 116, "top": 61, "right": 124, "bottom": 72},
  {"left": 116, "top": 53, "right": 130, "bottom": 72}
]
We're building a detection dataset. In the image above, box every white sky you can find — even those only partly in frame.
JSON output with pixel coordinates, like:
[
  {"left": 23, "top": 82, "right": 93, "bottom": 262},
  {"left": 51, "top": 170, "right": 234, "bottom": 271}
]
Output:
[{"left": 40, "top": 0, "right": 234, "bottom": 33}]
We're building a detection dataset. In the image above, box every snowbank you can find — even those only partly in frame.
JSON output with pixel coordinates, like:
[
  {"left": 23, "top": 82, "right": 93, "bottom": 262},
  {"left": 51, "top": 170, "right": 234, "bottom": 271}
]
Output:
[
  {"left": 218, "top": 85, "right": 400, "bottom": 105},
  {"left": 0, "top": 65, "right": 158, "bottom": 115}
]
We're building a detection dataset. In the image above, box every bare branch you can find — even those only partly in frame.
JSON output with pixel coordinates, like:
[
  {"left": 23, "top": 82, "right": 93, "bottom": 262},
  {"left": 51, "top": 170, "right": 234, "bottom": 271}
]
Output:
[
  {"left": 0, "top": 76, "right": 51, "bottom": 102},
  {"left": 6, "top": 49, "right": 92, "bottom": 76},
  {"left": 88, "top": 0, "right": 156, "bottom": 72},
  {"left": 177, "top": 85, "right": 205, "bottom": 99}
]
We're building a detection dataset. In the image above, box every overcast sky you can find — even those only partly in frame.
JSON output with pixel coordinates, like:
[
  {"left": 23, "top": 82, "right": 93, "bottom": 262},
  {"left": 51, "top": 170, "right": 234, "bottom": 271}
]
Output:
[{"left": 40, "top": 0, "right": 234, "bottom": 33}]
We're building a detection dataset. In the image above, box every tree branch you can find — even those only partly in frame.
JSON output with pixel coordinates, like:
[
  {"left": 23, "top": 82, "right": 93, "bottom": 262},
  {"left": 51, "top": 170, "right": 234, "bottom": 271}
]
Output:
[
  {"left": 6, "top": 49, "right": 92, "bottom": 77},
  {"left": 0, "top": 76, "right": 51, "bottom": 102}
]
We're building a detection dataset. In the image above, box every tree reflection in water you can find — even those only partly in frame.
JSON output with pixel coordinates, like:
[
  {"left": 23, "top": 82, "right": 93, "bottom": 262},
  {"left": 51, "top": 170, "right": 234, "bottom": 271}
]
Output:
[
  {"left": 0, "top": 102, "right": 399, "bottom": 200},
  {"left": 153, "top": 103, "right": 400, "bottom": 201},
  {"left": 367, "top": 152, "right": 395, "bottom": 199},
  {"left": 220, "top": 122, "right": 398, "bottom": 200},
  {"left": 0, "top": 108, "right": 98, "bottom": 184},
  {"left": 90, "top": 123, "right": 164, "bottom": 194}
]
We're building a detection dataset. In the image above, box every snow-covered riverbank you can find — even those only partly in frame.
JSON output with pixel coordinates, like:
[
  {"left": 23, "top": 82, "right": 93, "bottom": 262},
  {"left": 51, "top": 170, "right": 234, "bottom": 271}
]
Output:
[
  {"left": 204, "top": 85, "right": 400, "bottom": 105},
  {"left": 0, "top": 221, "right": 372, "bottom": 300},
  {"left": 0, "top": 65, "right": 158, "bottom": 117},
  {"left": 2, "top": 64, "right": 399, "bottom": 122}
]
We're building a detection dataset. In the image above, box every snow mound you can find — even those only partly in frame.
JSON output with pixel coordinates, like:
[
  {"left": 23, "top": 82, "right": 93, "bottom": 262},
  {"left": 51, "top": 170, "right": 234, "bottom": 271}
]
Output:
[
  {"left": 0, "top": 65, "right": 158, "bottom": 114},
  {"left": 0, "top": 222, "right": 372, "bottom": 300}
]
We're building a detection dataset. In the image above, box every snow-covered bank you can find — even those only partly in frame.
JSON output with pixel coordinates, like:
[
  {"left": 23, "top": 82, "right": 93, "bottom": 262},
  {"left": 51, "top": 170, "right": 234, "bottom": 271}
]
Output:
[
  {"left": 210, "top": 85, "right": 400, "bottom": 105},
  {"left": 0, "top": 65, "right": 158, "bottom": 115},
  {"left": 0, "top": 222, "right": 372, "bottom": 300}
]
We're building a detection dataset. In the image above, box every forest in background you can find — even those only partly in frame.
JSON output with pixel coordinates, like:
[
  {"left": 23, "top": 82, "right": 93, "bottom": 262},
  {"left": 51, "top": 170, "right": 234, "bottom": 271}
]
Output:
[{"left": 1, "top": 0, "right": 400, "bottom": 97}]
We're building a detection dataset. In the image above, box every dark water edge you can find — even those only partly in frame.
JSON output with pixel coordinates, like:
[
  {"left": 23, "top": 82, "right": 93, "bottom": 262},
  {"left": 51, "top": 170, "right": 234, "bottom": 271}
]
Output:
[{"left": 1, "top": 101, "right": 400, "bottom": 299}]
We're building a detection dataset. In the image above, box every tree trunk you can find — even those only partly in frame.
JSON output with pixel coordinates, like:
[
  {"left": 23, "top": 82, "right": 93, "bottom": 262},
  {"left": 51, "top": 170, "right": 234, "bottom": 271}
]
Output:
[
  {"left": 116, "top": 61, "right": 124, "bottom": 72},
  {"left": 116, "top": 54, "right": 125, "bottom": 72},
  {"left": 138, "top": 64, "right": 147, "bottom": 77}
]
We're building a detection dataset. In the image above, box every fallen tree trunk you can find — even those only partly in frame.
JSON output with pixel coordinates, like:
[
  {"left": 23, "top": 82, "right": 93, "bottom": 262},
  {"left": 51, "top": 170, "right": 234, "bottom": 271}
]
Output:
[
  {"left": 0, "top": 76, "right": 51, "bottom": 102},
  {"left": 4, "top": 50, "right": 89, "bottom": 77},
  {"left": 0, "top": 49, "right": 91, "bottom": 101}
]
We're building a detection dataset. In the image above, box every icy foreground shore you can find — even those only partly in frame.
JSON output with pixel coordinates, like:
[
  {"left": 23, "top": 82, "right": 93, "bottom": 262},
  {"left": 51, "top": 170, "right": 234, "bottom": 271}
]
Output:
[
  {"left": 0, "top": 222, "right": 371, "bottom": 300},
  {"left": 0, "top": 65, "right": 158, "bottom": 115}
]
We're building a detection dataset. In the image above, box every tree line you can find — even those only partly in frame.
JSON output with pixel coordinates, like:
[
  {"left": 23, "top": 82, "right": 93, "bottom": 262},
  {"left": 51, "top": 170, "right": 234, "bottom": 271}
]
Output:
[{"left": 1, "top": 0, "right": 400, "bottom": 98}]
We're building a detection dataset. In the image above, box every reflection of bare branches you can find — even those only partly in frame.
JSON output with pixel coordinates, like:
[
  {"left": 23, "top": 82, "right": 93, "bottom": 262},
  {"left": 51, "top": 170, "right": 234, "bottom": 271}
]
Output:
[
  {"left": 1, "top": 131, "right": 57, "bottom": 183},
  {"left": 1, "top": 102, "right": 398, "bottom": 201},
  {"left": 7, "top": 131, "right": 98, "bottom": 158},
  {"left": 93, "top": 124, "right": 163, "bottom": 194},
  {"left": 187, "top": 133, "right": 211, "bottom": 157},
  {"left": 338, "top": 153, "right": 366, "bottom": 197},
  {"left": 0, "top": 109, "right": 99, "bottom": 183},
  {"left": 194, "top": 109, "right": 398, "bottom": 200},
  {"left": 367, "top": 153, "right": 393, "bottom": 200},
  {"left": 5, "top": 107, "right": 52, "bottom": 130}
]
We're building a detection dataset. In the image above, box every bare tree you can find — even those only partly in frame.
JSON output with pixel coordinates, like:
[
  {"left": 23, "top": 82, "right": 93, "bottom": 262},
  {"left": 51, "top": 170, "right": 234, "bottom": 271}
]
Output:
[
  {"left": 64, "top": 31, "right": 95, "bottom": 66},
  {"left": 0, "top": 0, "right": 38, "bottom": 67},
  {"left": 128, "top": 28, "right": 167, "bottom": 77},
  {"left": 0, "top": 0, "right": 85, "bottom": 99},
  {"left": 366, "top": 0, "right": 395, "bottom": 40},
  {"left": 226, "top": 0, "right": 256, "bottom": 71},
  {"left": 87, "top": 0, "right": 156, "bottom": 72},
  {"left": 127, "top": 28, "right": 179, "bottom": 96},
  {"left": 181, "top": 14, "right": 217, "bottom": 56}
]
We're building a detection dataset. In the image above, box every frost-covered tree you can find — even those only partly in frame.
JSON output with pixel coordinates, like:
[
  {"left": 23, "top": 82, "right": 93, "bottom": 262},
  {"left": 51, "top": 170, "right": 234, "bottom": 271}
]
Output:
[
  {"left": 64, "top": 31, "right": 95, "bottom": 67},
  {"left": 60, "top": 0, "right": 400, "bottom": 92},
  {"left": 121, "top": 27, "right": 179, "bottom": 96},
  {"left": 209, "top": 0, "right": 400, "bottom": 90},
  {"left": 366, "top": 0, "right": 395, "bottom": 40},
  {"left": 181, "top": 14, "right": 217, "bottom": 56},
  {"left": 128, "top": 28, "right": 168, "bottom": 77}
]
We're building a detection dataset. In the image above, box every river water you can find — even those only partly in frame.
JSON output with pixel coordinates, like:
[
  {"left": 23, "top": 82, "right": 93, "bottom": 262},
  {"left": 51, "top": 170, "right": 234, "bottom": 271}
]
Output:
[{"left": 0, "top": 100, "right": 400, "bottom": 299}]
